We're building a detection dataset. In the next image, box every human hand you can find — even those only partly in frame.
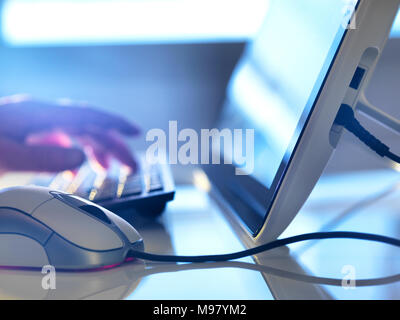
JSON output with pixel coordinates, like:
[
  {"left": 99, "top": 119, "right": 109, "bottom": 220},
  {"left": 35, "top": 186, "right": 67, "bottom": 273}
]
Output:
[{"left": 0, "top": 95, "right": 139, "bottom": 174}]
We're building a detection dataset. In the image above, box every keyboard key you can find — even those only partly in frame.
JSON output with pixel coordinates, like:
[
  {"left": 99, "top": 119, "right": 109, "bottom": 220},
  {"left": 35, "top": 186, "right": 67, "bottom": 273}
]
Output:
[
  {"left": 151, "top": 177, "right": 161, "bottom": 185},
  {"left": 74, "top": 168, "right": 97, "bottom": 199},
  {"left": 148, "top": 173, "right": 163, "bottom": 192},
  {"left": 95, "top": 178, "right": 118, "bottom": 201},
  {"left": 49, "top": 171, "right": 75, "bottom": 191},
  {"left": 121, "top": 174, "right": 143, "bottom": 197},
  {"left": 75, "top": 188, "right": 92, "bottom": 199},
  {"left": 149, "top": 183, "right": 163, "bottom": 192}
]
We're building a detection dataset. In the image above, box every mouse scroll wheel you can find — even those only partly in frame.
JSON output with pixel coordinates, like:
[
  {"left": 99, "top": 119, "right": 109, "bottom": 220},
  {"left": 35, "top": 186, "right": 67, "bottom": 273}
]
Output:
[{"left": 79, "top": 205, "right": 112, "bottom": 224}]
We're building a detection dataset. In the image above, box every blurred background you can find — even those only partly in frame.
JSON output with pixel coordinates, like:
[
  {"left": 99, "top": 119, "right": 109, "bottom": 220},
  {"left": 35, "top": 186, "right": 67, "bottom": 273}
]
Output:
[{"left": 0, "top": 0, "right": 400, "bottom": 173}]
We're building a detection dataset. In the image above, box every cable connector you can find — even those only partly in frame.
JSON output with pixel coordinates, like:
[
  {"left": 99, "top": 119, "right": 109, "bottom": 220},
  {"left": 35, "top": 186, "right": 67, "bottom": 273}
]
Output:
[{"left": 335, "top": 104, "right": 390, "bottom": 158}]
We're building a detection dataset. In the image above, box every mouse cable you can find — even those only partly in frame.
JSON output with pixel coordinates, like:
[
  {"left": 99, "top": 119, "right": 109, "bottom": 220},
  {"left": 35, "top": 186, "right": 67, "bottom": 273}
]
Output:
[
  {"left": 129, "top": 231, "right": 400, "bottom": 263},
  {"left": 129, "top": 105, "right": 400, "bottom": 263}
]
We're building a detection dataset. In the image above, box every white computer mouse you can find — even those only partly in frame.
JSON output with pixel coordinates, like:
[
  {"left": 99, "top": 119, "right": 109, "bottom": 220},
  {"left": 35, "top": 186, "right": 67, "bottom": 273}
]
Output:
[{"left": 0, "top": 186, "right": 144, "bottom": 270}]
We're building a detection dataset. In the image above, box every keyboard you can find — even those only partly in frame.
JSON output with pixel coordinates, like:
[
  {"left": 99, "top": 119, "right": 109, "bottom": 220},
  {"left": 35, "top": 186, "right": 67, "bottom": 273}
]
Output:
[{"left": 30, "top": 154, "right": 175, "bottom": 217}]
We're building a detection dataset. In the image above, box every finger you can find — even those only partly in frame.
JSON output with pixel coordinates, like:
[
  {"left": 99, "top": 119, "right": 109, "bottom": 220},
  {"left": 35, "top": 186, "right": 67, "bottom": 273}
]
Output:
[
  {"left": 26, "top": 131, "right": 111, "bottom": 170},
  {"left": 93, "top": 131, "right": 137, "bottom": 172},
  {"left": 26, "top": 130, "right": 73, "bottom": 148},
  {"left": 25, "top": 131, "right": 81, "bottom": 175},
  {"left": 26, "top": 128, "right": 136, "bottom": 171},
  {"left": 0, "top": 137, "right": 86, "bottom": 173},
  {"left": 5, "top": 99, "right": 140, "bottom": 137},
  {"left": 86, "top": 145, "right": 111, "bottom": 170},
  {"left": 76, "top": 129, "right": 137, "bottom": 172}
]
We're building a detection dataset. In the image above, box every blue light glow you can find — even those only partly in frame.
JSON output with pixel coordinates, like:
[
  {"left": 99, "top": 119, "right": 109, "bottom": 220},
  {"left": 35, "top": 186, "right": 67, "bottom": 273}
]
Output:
[
  {"left": 1, "top": 0, "right": 270, "bottom": 46},
  {"left": 390, "top": 10, "right": 400, "bottom": 37}
]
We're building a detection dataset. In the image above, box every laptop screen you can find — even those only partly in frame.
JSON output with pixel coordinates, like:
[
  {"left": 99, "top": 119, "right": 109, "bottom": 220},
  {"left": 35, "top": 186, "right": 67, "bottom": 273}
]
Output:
[{"left": 215, "top": 0, "right": 358, "bottom": 234}]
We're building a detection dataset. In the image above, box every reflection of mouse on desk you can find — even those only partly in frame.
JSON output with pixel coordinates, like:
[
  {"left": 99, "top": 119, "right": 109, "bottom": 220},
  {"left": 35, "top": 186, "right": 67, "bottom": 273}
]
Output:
[{"left": 0, "top": 186, "right": 144, "bottom": 270}]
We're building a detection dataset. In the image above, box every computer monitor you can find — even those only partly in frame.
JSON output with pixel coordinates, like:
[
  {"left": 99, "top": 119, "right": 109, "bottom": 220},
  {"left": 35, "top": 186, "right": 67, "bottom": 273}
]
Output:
[{"left": 204, "top": 0, "right": 400, "bottom": 244}]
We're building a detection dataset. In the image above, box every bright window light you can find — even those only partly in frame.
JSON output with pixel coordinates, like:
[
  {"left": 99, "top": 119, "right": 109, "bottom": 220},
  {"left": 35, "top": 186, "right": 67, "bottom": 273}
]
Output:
[
  {"left": 390, "top": 10, "right": 400, "bottom": 38},
  {"left": 1, "top": 0, "right": 270, "bottom": 46}
]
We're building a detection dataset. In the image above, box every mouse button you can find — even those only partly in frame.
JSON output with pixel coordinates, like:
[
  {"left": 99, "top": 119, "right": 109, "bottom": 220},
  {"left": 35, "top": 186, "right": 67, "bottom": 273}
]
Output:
[
  {"left": 32, "top": 199, "right": 124, "bottom": 251},
  {"left": 0, "top": 234, "right": 49, "bottom": 268},
  {"left": 57, "top": 194, "right": 141, "bottom": 243},
  {"left": 104, "top": 211, "right": 142, "bottom": 244},
  {"left": 0, "top": 187, "right": 54, "bottom": 214},
  {"left": 0, "top": 208, "right": 52, "bottom": 244}
]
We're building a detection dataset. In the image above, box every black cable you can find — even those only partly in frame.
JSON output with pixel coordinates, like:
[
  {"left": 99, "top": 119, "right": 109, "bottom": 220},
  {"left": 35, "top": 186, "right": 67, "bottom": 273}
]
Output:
[
  {"left": 129, "top": 231, "right": 400, "bottom": 263},
  {"left": 387, "top": 150, "right": 400, "bottom": 164},
  {"left": 335, "top": 103, "right": 400, "bottom": 162}
]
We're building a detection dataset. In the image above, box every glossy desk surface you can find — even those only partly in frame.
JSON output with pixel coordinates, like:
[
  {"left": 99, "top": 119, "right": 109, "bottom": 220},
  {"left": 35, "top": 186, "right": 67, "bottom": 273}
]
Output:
[{"left": 0, "top": 169, "right": 399, "bottom": 299}]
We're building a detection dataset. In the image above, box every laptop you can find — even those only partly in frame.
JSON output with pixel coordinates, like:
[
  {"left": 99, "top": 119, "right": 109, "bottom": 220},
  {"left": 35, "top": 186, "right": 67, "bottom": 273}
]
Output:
[{"left": 28, "top": 0, "right": 399, "bottom": 244}]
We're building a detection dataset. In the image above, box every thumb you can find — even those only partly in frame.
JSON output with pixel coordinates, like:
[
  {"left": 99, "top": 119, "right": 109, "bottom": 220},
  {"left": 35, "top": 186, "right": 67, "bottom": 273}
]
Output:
[{"left": 0, "top": 137, "right": 85, "bottom": 172}]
